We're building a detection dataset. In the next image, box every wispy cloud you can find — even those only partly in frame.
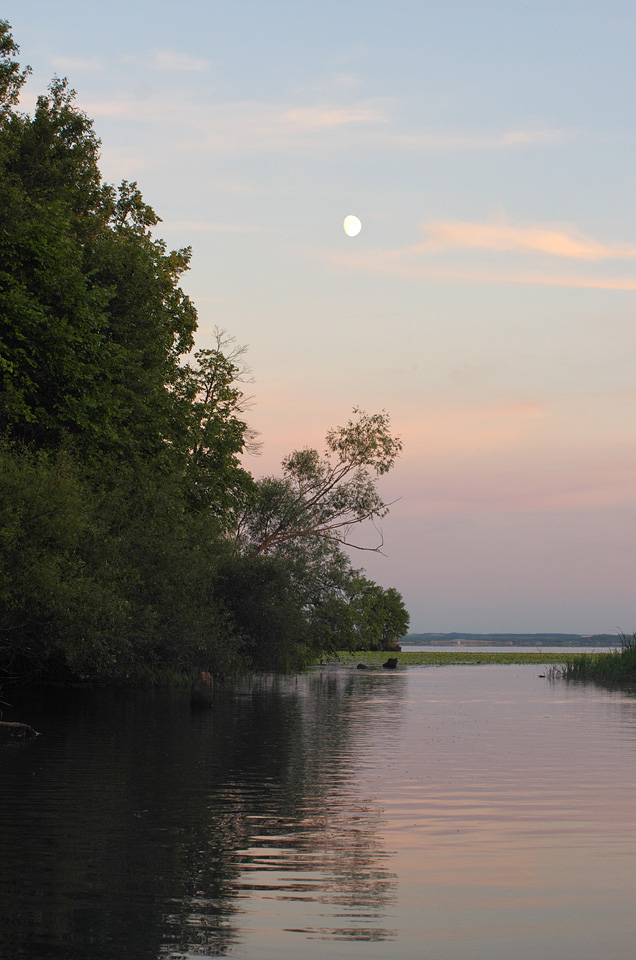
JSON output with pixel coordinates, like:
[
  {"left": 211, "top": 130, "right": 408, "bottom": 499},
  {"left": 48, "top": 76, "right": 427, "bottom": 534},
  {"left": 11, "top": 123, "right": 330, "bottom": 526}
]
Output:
[
  {"left": 332, "top": 73, "right": 361, "bottom": 89},
  {"left": 51, "top": 56, "right": 103, "bottom": 73},
  {"left": 320, "top": 218, "right": 636, "bottom": 290},
  {"left": 163, "top": 220, "right": 261, "bottom": 233},
  {"left": 80, "top": 94, "right": 392, "bottom": 157},
  {"left": 415, "top": 220, "right": 636, "bottom": 260},
  {"left": 396, "top": 399, "right": 636, "bottom": 514},
  {"left": 400, "top": 401, "right": 546, "bottom": 458},
  {"left": 79, "top": 89, "right": 569, "bottom": 158},
  {"left": 322, "top": 250, "right": 636, "bottom": 290},
  {"left": 391, "top": 127, "right": 572, "bottom": 152},
  {"left": 410, "top": 464, "right": 636, "bottom": 515},
  {"left": 279, "top": 103, "right": 387, "bottom": 129},
  {"left": 153, "top": 50, "right": 209, "bottom": 72}
]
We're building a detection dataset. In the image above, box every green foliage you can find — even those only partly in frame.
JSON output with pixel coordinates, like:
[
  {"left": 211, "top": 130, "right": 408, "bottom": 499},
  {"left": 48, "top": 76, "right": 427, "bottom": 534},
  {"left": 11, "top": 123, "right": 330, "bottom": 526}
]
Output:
[
  {"left": 0, "top": 25, "right": 250, "bottom": 683},
  {"left": 0, "top": 441, "right": 131, "bottom": 681},
  {"left": 0, "top": 72, "right": 197, "bottom": 461},
  {"left": 215, "top": 553, "right": 309, "bottom": 671},
  {"left": 0, "top": 22, "right": 410, "bottom": 684},
  {"left": 0, "top": 441, "right": 247, "bottom": 682},
  {"left": 238, "top": 408, "right": 402, "bottom": 555},
  {"left": 173, "top": 329, "right": 256, "bottom": 515},
  {"left": 0, "top": 20, "right": 30, "bottom": 123},
  {"left": 232, "top": 408, "right": 408, "bottom": 660},
  {"left": 558, "top": 633, "right": 636, "bottom": 686},
  {"left": 347, "top": 578, "right": 410, "bottom": 651}
]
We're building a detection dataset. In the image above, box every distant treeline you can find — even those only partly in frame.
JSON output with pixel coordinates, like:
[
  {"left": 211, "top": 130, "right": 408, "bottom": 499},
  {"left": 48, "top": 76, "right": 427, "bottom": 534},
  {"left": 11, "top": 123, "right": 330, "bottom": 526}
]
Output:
[{"left": 405, "top": 633, "right": 618, "bottom": 647}]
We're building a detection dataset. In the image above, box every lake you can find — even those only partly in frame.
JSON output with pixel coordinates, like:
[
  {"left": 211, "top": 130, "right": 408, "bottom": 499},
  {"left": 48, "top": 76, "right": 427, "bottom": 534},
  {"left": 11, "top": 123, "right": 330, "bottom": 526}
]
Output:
[
  {"left": 2, "top": 664, "right": 636, "bottom": 960},
  {"left": 399, "top": 644, "right": 616, "bottom": 652}
]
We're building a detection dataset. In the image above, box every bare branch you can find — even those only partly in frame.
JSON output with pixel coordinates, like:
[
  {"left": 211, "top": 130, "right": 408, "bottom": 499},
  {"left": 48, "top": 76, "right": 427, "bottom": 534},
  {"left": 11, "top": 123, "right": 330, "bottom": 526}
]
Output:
[{"left": 237, "top": 409, "right": 401, "bottom": 557}]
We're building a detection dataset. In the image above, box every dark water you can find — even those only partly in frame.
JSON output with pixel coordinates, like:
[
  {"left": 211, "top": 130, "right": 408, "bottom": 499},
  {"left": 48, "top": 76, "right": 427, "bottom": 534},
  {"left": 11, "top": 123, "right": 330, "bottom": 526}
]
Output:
[{"left": 2, "top": 666, "right": 636, "bottom": 960}]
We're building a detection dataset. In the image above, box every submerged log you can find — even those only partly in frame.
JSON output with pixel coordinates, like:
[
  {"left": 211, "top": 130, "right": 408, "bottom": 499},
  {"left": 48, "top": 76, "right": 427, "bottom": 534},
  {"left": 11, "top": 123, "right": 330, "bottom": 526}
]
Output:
[
  {"left": 0, "top": 721, "right": 40, "bottom": 741},
  {"left": 191, "top": 671, "right": 214, "bottom": 705}
]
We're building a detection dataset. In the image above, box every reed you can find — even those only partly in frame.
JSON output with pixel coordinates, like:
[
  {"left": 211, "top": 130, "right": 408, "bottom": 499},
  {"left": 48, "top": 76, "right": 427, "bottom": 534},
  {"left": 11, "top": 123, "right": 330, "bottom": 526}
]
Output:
[{"left": 552, "top": 633, "right": 636, "bottom": 686}]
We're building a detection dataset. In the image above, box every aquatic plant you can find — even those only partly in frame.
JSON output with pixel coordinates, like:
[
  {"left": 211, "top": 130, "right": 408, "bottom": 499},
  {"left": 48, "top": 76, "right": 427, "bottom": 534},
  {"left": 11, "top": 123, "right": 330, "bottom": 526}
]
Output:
[{"left": 555, "top": 632, "right": 636, "bottom": 686}]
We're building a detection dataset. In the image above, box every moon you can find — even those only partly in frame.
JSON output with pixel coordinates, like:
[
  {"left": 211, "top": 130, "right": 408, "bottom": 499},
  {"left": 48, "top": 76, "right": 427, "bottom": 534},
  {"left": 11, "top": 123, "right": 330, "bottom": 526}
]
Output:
[{"left": 343, "top": 215, "right": 362, "bottom": 237}]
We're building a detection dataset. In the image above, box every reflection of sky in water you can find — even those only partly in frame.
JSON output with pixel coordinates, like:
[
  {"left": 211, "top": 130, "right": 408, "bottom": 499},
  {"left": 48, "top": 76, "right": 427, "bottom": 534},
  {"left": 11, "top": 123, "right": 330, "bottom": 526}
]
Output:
[
  {"left": 3, "top": 668, "right": 636, "bottom": 959},
  {"left": 193, "top": 667, "right": 636, "bottom": 960},
  {"left": 353, "top": 666, "right": 636, "bottom": 960}
]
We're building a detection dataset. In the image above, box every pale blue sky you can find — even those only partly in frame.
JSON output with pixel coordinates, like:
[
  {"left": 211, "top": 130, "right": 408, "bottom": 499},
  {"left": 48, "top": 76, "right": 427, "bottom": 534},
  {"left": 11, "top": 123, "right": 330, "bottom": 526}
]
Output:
[{"left": 6, "top": 1, "right": 636, "bottom": 632}]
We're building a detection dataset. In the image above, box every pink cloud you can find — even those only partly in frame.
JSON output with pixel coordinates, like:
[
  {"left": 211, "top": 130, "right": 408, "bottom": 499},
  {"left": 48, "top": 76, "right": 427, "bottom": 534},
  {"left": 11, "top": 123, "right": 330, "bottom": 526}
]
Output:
[
  {"left": 398, "top": 402, "right": 546, "bottom": 458},
  {"left": 396, "top": 456, "right": 636, "bottom": 517},
  {"left": 415, "top": 221, "right": 636, "bottom": 260},
  {"left": 318, "top": 217, "right": 636, "bottom": 288},
  {"left": 392, "top": 126, "right": 571, "bottom": 151},
  {"left": 385, "top": 393, "right": 636, "bottom": 517},
  {"left": 321, "top": 248, "right": 636, "bottom": 290},
  {"left": 280, "top": 103, "right": 387, "bottom": 129}
]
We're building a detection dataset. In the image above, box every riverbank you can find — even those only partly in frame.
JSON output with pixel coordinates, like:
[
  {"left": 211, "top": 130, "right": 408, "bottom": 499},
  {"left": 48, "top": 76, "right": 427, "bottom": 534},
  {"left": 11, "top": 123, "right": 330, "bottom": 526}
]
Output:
[{"left": 330, "top": 650, "right": 578, "bottom": 667}]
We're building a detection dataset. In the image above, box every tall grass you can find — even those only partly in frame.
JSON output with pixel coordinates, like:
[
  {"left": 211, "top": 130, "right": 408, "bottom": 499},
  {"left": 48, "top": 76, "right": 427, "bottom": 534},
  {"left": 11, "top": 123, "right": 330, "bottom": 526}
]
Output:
[{"left": 555, "top": 633, "right": 636, "bottom": 685}]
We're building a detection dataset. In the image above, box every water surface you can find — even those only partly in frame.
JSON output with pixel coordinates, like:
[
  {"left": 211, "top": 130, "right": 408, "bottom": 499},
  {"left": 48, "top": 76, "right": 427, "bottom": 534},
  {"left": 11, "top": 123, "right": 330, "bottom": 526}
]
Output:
[{"left": 2, "top": 665, "right": 636, "bottom": 959}]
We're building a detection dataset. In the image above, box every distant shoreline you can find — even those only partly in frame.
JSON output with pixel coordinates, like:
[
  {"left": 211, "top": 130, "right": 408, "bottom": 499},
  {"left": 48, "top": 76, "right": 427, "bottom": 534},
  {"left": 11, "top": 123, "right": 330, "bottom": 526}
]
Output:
[{"left": 403, "top": 633, "right": 619, "bottom": 648}]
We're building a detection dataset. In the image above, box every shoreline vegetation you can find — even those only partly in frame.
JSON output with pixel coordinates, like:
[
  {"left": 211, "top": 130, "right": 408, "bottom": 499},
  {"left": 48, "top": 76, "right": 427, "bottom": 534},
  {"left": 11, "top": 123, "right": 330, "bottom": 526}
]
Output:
[
  {"left": 331, "top": 651, "right": 580, "bottom": 667},
  {"left": 551, "top": 634, "right": 636, "bottom": 687},
  {"left": 0, "top": 23, "right": 410, "bottom": 687}
]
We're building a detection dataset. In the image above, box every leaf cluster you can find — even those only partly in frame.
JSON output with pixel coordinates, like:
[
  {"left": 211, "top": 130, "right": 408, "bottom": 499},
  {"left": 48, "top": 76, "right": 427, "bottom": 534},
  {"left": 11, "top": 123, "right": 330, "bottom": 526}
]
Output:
[{"left": 238, "top": 409, "right": 401, "bottom": 555}]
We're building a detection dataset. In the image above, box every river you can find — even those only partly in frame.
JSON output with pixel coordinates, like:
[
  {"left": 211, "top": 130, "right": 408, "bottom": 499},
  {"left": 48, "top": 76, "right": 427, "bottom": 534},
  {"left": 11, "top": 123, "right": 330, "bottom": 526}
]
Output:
[{"left": 1, "top": 664, "right": 636, "bottom": 959}]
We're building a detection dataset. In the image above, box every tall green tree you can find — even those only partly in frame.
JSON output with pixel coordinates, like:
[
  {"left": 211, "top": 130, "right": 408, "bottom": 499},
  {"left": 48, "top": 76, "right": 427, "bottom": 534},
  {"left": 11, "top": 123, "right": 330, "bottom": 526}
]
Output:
[
  {"left": 0, "top": 65, "right": 197, "bottom": 462},
  {"left": 233, "top": 409, "right": 409, "bottom": 658},
  {"left": 173, "top": 328, "right": 256, "bottom": 516},
  {"left": 0, "top": 24, "right": 255, "bottom": 681},
  {"left": 347, "top": 578, "right": 410, "bottom": 651}
]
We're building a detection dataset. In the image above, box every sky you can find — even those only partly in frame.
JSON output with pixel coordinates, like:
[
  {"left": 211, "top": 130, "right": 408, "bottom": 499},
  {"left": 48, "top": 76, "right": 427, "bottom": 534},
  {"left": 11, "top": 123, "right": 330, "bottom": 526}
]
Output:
[{"left": 5, "top": 0, "right": 636, "bottom": 633}]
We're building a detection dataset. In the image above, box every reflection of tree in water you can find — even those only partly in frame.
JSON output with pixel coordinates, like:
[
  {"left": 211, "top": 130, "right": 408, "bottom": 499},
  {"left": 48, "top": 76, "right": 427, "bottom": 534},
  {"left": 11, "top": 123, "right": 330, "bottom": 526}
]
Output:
[
  {"left": 165, "top": 670, "right": 403, "bottom": 954},
  {"left": 222, "top": 671, "right": 402, "bottom": 946},
  {"left": 0, "top": 670, "right": 404, "bottom": 959}
]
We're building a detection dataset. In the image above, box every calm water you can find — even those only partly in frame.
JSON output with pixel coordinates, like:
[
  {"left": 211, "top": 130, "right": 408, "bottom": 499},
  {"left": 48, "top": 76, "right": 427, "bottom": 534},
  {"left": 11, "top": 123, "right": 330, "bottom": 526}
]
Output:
[{"left": 2, "top": 665, "right": 636, "bottom": 960}]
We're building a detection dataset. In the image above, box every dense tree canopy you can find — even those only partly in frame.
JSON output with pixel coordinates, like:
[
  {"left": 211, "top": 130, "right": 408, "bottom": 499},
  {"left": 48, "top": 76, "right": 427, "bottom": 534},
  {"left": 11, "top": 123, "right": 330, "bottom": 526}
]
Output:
[
  {"left": 0, "top": 84, "right": 198, "bottom": 461},
  {"left": 0, "top": 22, "right": 409, "bottom": 684}
]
